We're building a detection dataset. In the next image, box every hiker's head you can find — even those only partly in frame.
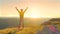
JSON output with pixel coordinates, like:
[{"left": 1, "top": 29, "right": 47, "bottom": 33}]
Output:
[{"left": 21, "top": 9, "right": 23, "bottom": 11}]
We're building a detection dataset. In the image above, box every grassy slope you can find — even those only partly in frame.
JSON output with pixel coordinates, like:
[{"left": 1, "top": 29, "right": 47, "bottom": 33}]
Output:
[{"left": 0, "top": 27, "right": 39, "bottom": 34}]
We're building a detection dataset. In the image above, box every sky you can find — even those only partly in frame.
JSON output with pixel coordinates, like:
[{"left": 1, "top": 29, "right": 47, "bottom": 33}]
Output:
[{"left": 0, "top": 0, "right": 60, "bottom": 18}]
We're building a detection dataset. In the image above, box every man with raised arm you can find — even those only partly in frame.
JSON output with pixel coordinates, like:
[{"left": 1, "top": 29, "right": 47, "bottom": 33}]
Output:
[{"left": 15, "top": 7, "right": 28, "bottom": 31}]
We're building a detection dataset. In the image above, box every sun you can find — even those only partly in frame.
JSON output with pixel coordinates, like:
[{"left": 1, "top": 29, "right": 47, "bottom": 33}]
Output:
[
  {"left": 29, "top": 13, "right": 40, "bottom": 18},
  {"left": 29, "top": 7, "right": 40, "bottom": 18},
  {"left": 31, "top": 16, "right": 38, "bottom": 18},
  {"left": 30, "top": 15, "right": 38, "bottom": 18}
]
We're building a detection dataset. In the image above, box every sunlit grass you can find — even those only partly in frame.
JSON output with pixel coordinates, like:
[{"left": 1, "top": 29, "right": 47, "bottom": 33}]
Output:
[{"left": 0, "top": 26, "right": 39, "bottom": 34}]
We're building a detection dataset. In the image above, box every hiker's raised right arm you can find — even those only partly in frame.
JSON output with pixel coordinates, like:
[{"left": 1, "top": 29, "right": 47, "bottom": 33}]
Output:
[{"left": 15, "top": 7, "right": 20, "bottom": 13}]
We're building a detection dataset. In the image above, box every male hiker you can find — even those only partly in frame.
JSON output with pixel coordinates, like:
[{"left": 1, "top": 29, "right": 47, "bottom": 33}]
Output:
[{"left": 15, "top": 7, "right": 28, "bottom": 31}]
